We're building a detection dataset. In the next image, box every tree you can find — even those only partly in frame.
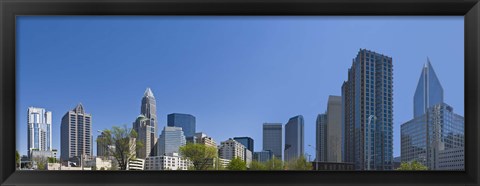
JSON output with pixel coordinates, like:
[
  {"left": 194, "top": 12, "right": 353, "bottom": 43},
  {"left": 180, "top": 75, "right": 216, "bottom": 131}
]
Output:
[
  {"left": 96, "top": 125, "right": 143, "bottom": 170},
  {"left": 397, "top": 160, "right": 428, "bottom": 170},
  {"left": 179, "top": 143, "right": 218, "bottom": 170},
  {"left": 227, "top": 157, "right": 247, "bottom": 170},
  {"left": 15, "top": 151, "right": 20, "bottom": 169},
  {"left": 285, "top": 156, "right": 313, "bottom": 170},
  {"left": 47, "top": 157, "right": 58, "bottom": 163},
  {"left": 32, "top": 156, "right": 48, "bottom": 170},
  {"left": 265, "top": 156, "right": 284, "bottom": 170},
  {"left": 249, "top": 160, "right": 267, "bottom": 170}
]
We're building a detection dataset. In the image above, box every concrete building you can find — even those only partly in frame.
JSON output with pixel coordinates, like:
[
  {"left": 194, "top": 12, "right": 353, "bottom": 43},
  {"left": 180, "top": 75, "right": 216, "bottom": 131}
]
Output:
[
  {"left": 157, "top": 126, "right": 186, "bottom": 156},
  {"left": 219, "top": 138, "right": 246, "bottom": 161},
  {"left": 401, "top": 60, "right": 464, "bottom": 170},
  {"left": 326, "top": 96, "right": 342, "bottom": 162},
  {"left": 193, "top": 132, "right": 217, "bottom": 148},
  {"left": 284, "top": 115, "right": 304, "bottom": 162},
  {"left": 27, "top": 107, "right": 53, "bottom": 159},
  {"left": 167, "top": 113, "right": 196, "bottom": 138},
  {"left": 60, "top": 103, "right": 92, "bottom": 162},
  {"left": 263, "top": 123, "right": 282, "bottom": 160},
  {"left": 133, "top": 88, "right": 158, "bottom": 158},
  {"left": 127, "top": 158, "right": 145, "bottom": 170},
  {"left": 85, "top": 157, "right": 112, "bottom": 170},
  {"left": 342, "top": 49, "right": 394, "bottom": 170},
  {"left": 315, "top": 114, "right": 327, "bottom": 162},
  {"left": 145, "top": 153, "right": 192, "bottom": 170}
]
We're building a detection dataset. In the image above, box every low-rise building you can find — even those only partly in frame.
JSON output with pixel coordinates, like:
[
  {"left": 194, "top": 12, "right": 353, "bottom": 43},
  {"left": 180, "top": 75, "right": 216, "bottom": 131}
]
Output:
[
  {"left": 127, "top": 158, "right": 145, "bottom": 170},
  {"left": 85, "top": 157, "right": 112, "bottom": 170},
  {"left": 145, "top": 153, "right": 192, "bottom": 170}
]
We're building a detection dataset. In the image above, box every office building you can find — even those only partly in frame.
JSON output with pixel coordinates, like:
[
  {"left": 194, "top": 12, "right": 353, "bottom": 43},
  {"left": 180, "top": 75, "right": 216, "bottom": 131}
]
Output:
[
  {"left": 263, "top": 123, "right": 282, "bottom": 160},
  {"left": 60, "top": 103, "right": 92, "bottom": 161},
  {"left": 342, "top": 49, "right": 394, "bottom": 170},
  {"left": 401, "top": 60, "right": 464, "bottom": 170},
  {"left": 133, "top": 88, "right": 158, "bottom": 158},
  {"left": 254, "top": 150, "right": 274, "bottom": 163},
  {"left": 233, "top": 137, "right": 254, "bottom": 152},
  {"left": 27, "top": 107, "right": 53, "bottom": 159},
  {"left": 167, "top": 113, "right": 196, "bottom": 138},
  {"left": 145, "top": 153, "right": 192, "bottom": 170},
  {"left": 219, "top": 138, "right": 246, "bottom": 161},
  {"left": 157, "top": 126, "right": 186, "bottom": 156},
  {"left": 127, "top": 158, "right": 145, "bottom": 170},
  {"left": 326, "top": 96, "right": 342, "bottom": 162},
  {"left": 284, "top": 115, "right": 304, "bottom": 162},
  {"left": 193, "top": 132, "right": 217, "bottom": 148},
  {"left": 316, "top": 113, "right": 327, "bottom": 162}
]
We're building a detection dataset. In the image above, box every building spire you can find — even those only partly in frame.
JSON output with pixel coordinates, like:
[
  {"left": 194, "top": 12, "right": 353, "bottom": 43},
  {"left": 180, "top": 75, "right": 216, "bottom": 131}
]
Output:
[
  {"left": 74, "top": 103, "right": 84, "bottom": 113},
  {"left": 144, "top": 87, "right": 155, "bottom": 98}
]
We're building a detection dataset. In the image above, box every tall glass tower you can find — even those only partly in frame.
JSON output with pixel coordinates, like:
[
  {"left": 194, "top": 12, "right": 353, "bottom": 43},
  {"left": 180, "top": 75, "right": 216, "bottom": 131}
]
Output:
[
  {"left": 157, "top": 126, "right": 186, "bottom": 156},
  {"left": 263, "top": 123, "right": 282, "bottom": 160},
  {"left": 27, "top": 107, "right": 52, "bottom": 158},
  {"left": 414, "top": 58, "right": 444, "bottom": 117},
  {"left": 284, "top": 115, "right": 304, "bottom": 162},
  {"left": 342, "top": 49, "right": 394, "bottom": 170},
  {"left": 133, "top": 88, "right": 158, "bottom": 158},
  {"left": 167, "top": 113, "right": 196, "bottom": 138}
]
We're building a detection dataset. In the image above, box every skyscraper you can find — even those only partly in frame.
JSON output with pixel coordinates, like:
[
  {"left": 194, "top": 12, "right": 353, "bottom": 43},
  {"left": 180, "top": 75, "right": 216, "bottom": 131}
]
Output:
[
  {"left": 167, "top": 113, "right": 196, "bottom": 138},
  {"left": 133, "top": 88, "right": 157, "bottom": 158},
  {"left": 342, "top": 49, "right": 394, "bottom": 170},
  {"left": 27, "top": 107, "right": 52, "bottom": 158},
  {"left": 233, "top": 137, "right": 254, "bottom": 152},
  {"left": 219, "top": 138, "right": 246, "bottom": 161},
  {"left": 326, "top": 95, "right": 342, "bottom": 162},
  {"left": 284, "top": 115, "right": 304, "bottom": 162},
  {"left": 315, "top": 113, "right": 327, "bottom": 162},
  {"left": 157, "top": 126, "right": 186, "bottom": 156},
  {"left": 61, "top": 103, "right": 92, "bottom": 161},
  {"left": 401, "top": 60, "right": 464, "bottom": 170},
  {"left": 262, "top": 123, "right": 282, "bottom": 160}
]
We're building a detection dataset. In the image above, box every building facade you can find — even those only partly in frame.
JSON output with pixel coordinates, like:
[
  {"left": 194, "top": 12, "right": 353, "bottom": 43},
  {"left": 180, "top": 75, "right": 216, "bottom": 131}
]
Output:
[
  {"left": 193, "top": 132, "right": 217, "bottom": 148},
  {"left": 27, "top": 107, "right": 53, "bottom": 159},
  {"left": 167, "top": 113, "right": 196, "bottom": 138},
  {"left": 145, "top": 153, "right": 192, "bottom": 170},
  {"left": 342, "top": 49, "right": 394, "bottom": 170},
  {"left": 254, "top": 150, "right": 274, "bottom": 163},
  {"left": 326, "top": 95, "right": 342, "bottom": 162},
  {"left": 316, "top": 113, "right": 327, "bottom": 162},
  {"left": 401, "top": 60, "right": 464, "bottom": 170},
  {"left": 284, "top": 115, "right": 304, "bottom": 162},
  {"left": 133, "top": 88, "right": 158, "bottom": 158},
  {"left": 60, "top": 103, "right": 92, "bottom": 161},
  {"left": 219, "top": 138, "right": 246, "bottom": 161},
  {"left": 157, "top": 126, "right": 186, "bottom": 156},
  {"left": 127, "top": 158, "right": 145, "bottom": 170},
  {"left": 262, "top": 123, "right": 283, "bottom": 160},
  {"left": 233, "top": 137, "right": 254, "bottom": 152}
]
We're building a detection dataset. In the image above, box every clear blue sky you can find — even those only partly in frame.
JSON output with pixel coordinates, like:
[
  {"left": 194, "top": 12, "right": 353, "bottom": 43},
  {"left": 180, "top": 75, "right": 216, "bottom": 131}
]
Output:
[{"left": 16, "top": 16, "right": 464, "bottom": 160}]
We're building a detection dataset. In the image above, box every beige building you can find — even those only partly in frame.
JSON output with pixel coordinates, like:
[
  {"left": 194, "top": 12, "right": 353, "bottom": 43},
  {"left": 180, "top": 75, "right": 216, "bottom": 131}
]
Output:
[{"left": 219, "top": 138, "right": 246, "bottom": 161}]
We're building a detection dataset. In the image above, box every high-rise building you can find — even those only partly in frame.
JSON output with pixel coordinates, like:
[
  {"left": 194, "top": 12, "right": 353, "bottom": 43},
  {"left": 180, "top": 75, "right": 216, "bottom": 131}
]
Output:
[
  {"left": 401, "top": 60, "right": 464, "bottom": 170},
  {"left": 233, "top": 137, "right": 254, "bottom": 152},
  {"left": 219, "top": 138, "right": 246, "bottom": 161},
  {"left": 253, "top": 150, "right": 274, "bottom": 163},
  {"left": 27, "top": 107, "right": 52, "bottom": 159},
  {"left": 326, "top": 95, "right": 342, "bottom": 162},
  {"left": 193, "top": 132, "right": 217, "bottom": 148},
  {"left": 60, "top": 103, "right": 92, "bottom": 161},
  {"left": 167, "top": 113, "right": 196, "bottom": 138},
  {"left": 133, "top": 88, "right": 157, "bottom": 158},
  {"left": 284, "top": 115, "right": 304, "bottom": 162},
  {"left": 315, "top": 114, "right": 327, "bottom": 162},
  {"left": 342, "top": 49, "right": 394, "bottom": 170},
  {"left": 157, "top": 126, "right": 186, "bottom": 156},
  {"left": 262, "top": 123, "right": 283, "bottom": 160}
]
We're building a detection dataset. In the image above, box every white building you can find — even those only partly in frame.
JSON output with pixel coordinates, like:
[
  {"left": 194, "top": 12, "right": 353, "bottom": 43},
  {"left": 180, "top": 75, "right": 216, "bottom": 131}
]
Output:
[
  {"left": 85, "top": 157, "right": 112, "bottom": 170},
  {"left": 219, "top": 138, "right": 246, "bottom": 161},
  {"left": 157, "top": 126, "right": 186, "bottom": 156},
  {"left": 27, "top": 107, "right": 53, "bottom": 158},
  {"left": 127, "top": 158, "right": 145, "bottom": 170},
  {"left": 145, "top": 153, "right": 192, "bottom": 170}
]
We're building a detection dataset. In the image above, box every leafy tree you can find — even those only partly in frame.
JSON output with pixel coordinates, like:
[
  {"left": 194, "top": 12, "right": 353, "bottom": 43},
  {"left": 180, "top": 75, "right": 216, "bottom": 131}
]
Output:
[
  {"left": 285, "top": 156, "right": 312, "bottom": 170},
  {"left": 227, "top": 157, "right": 247, "bottom": 170},
  {"left": 265, "top": 156, "right": 284, "bottom": 170},
  {"left": 15, "top": 151, "right": 20, "bottom": 169},
  {"left": 249, "top": 160, "right": 267, "bottom": 170},
  {"left": 179, "top": 143, "right": 218, "bottom": 170},
  {"left": 32, "top": 156, "right": 48, "bottom": 170},
  {"left": 47, "top": 157, "right": 58, "bottom": 163},
  {"left": 397, "top": 160, "right": 428, "bottom": 170},
  {"left": 96, "top": 125, "right": 143, "bottom": 170}
]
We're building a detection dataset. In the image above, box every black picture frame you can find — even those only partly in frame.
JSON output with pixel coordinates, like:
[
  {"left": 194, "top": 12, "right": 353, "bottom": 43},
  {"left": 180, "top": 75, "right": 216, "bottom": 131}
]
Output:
[{"left": 1, "top": 0, "right": 479, "bottom": 185}]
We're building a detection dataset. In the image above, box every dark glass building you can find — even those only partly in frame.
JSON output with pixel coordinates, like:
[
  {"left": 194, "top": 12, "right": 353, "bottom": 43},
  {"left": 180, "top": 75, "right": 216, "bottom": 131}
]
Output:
[
  {"left": 167, "top": 113, "right": 196, "bottom": 138},
  {"left": 233, "top": 137, "right": 254, "bottom": 152},
  {"left": 284, "top": 115, "right": 304, "bottom": 162},
  {"left": 263, "top": 123, "right": 282, "bottom": 160}
]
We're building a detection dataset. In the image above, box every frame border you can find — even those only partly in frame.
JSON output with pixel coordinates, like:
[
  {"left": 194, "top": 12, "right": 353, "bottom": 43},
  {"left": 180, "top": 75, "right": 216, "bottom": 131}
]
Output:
[{"left": 1, "top": 0, "right": 479, "bottom": 185}]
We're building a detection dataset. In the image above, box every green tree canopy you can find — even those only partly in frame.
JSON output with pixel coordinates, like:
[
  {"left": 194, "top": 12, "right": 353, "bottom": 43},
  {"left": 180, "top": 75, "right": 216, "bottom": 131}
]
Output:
[
  {"left": 397, "top": 160, "right": 428, "bottom": 170},
  {"left": 179, "top": 143, "right": 218, "bottom": 170},
  {"left": 249, "top": 160, "right": 267, "bottom": 170},
  {"left": 96, "top": 125, "right": 143, "bottom": 170},
  {"left": 265, "top": 156, "right": 284, "bottom": 170},
  {"left": 15, "top": 151, "right": 20, "bottom": 169},
  {"left": 227, "top": 157, "right": 247, "bottom": 170},
  {"left": 285, "top": 156, "right": 312, "bottom": 170}
]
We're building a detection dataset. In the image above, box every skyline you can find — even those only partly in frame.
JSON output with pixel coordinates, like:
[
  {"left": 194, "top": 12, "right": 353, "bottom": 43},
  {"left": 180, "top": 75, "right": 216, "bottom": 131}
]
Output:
[{"left": 16, "top": 16, "right": 464, "bottom": 159}]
